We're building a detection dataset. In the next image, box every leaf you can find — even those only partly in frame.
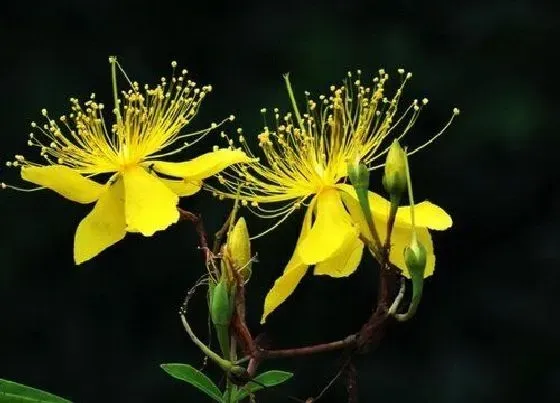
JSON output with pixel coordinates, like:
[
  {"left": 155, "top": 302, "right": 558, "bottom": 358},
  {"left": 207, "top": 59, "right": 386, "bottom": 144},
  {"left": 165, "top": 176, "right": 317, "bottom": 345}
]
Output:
[
  {"left": 0, "top": 378, "right": 72, "bottom": 402},
  {"left": 234, "top": 370, "right": 293, "bottom": 401},
  {"left": 160, "top": 363, "right": 222, "bottom": 402}
]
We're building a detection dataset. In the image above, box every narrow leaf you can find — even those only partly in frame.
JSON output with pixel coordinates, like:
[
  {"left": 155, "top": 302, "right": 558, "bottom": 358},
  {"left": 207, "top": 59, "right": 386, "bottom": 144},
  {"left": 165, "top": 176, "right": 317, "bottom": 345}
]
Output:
[
  {"left": 0, "top": 379, "right": 72, "bottom": 402},
  {"left": 160, "top": 363, "right": 222, "bottom": 402},
  {"left": 234, "top": 370, "right": 293, "bottom": 401}
]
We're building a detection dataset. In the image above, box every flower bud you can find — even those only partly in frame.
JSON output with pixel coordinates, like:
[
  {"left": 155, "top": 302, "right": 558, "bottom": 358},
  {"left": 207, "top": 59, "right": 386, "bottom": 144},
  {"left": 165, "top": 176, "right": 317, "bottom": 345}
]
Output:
[
  {"left": 209, "top": 275, "right": 236, "bottom": 359},
  {"left": 404, "top": 237, "right": 427, "bottom": 279},
  {"left": 347, "top": 157, "right": 370, "bottom": 191},
  {"left": 383, "top": 140, "right": 407, "bottom": 198},
  {"left": 210, "top": 276, "right": 235, "bottom": 327},
  {"left": 227, "top": 217, "right": 252, "bottom": 278}
]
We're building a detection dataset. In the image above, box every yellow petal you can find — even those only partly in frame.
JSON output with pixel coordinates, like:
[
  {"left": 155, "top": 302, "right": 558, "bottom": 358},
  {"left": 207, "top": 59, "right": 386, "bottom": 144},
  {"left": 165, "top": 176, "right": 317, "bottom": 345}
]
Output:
[
  {"left": 159, "top": 178, "right": 202, "bottom": 196},
  {"left": 74, "top": 177, "right": 126, "bottom": 265},
  {"left": 123, "top": 166, "right": 179, "bottom": 236},
  {"left": 338, "top": 184, "right": 452, "bottom": 231},
  {"left": 150, "top": 148, "right": 251, "bottom": 181},
  {"left": 261, "top": 255, "right": 308, "bottom": 324},
  {"left": 260, "top": 198, "right": 316, "bottom": 323},
  {"left": 394, "top": 202, "right": 452, "bottom": 230},
  {"left": 313, "top": 236, "right": 364, "bottom": 278},
  {"left": 21, "top": 165, "right": 104, "bottom": 204},
  {"left": 379, "top": 225, "right": 435, "bottom": 278},
  {"left": 298, "top": 189, "right": 359, "bottom": 265}
]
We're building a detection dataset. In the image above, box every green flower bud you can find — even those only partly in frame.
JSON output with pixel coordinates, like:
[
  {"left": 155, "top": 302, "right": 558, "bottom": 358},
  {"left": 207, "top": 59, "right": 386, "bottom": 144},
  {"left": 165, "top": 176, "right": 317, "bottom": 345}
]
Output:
[
  {"left": 209, "top": 275, "right": 236, "bottom": 359},
  {"left": 383, "top": 140, "right": 407, "bottom": 198},
  {"left": 228, "top": 217, "right": 252, "bottom": 278},
  {"left": 404, "top": 237, "right": 427, "bottom": 279},
  {"left": 210, "top": 276, "right": 235, "bottom": 327},
  {"left": 347, "top": 157, "right": 370, "bottom": 191}
]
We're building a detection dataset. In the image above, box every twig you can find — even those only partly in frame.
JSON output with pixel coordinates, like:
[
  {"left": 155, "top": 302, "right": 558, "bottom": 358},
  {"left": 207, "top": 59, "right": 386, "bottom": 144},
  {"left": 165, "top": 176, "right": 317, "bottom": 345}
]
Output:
[
  {"left": 305, "top": 355, "right": 353, "bottom": 402},
  {"left": 345, "top": 361, "right": 358, "bottom": 403},
  {"left": 178, "top": 208, "right": 215, "bottom": 274},
  {"left": 213, "top": 210, "right": 233, "bottom": 256},
  {"left": 259, "top": 335, "right": 357, "bottom": 359}
]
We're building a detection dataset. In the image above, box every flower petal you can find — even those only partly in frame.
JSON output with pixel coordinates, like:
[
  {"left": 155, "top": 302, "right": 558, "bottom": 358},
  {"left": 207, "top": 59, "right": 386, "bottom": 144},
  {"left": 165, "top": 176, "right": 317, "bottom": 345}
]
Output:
[
  {"left": 150, "top": 148, "right": 251, "bottom": 181},
  {"left": 74, "top": 178, "right": 126, "bottom": 265},
  {"left": 298, "top": 189, "right": 359, "bottom": 265},
  {"left": 338, "top": 184, "right": 452, "bottom": 231},
  {"left": 260, "top": 197, "right": 316, "bottom": 323},
  {"left": 123, "top": 166, "right": 179, "bottom": 236},
  {"left": 394, "top": 202, "right": 452, "bottom": 230},
  {"left": 159, "top": 178, "right": 202, "bottom": 196},
  {"left": 261, "top": 255, "right": 308, "bottom": 324},
  {"left": 21, "top": 165, "right": 104, "bottom": 204},
  {"left": 313, "top": 237, "right": 364, "bottom": 278}
]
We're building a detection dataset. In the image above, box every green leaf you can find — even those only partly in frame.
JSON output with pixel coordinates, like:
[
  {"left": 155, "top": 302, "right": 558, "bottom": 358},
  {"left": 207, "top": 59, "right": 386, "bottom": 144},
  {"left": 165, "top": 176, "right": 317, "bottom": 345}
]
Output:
[
  {"left": 234, "top": 370, "right": 293, "bottom": 401},
  {"left": 160, "top": 363, "right": 222, "bottom": 402},
  {"left": 0, "top": 378, "right": 72, "bottom": 402}
]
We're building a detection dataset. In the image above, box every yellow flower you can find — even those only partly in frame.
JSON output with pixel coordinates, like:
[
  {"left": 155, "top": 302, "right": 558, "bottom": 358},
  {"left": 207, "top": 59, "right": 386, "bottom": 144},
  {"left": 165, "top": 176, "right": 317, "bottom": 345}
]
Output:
[
  {"left": 4, "top": 58, "right": 251, "bottom": 264},
  {"left": 208, "top": 69, "right": 458, "bottom": 323}
]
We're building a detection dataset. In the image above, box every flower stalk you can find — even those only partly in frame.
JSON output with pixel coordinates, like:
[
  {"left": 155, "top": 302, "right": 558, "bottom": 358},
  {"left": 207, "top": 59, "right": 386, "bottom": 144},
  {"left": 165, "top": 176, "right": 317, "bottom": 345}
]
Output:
[
  {"left": 394, "top": 148, "right": 427, "bottom": 321},
  {"left": 348, "top": 158, "right": 382, "bottom": 255}
]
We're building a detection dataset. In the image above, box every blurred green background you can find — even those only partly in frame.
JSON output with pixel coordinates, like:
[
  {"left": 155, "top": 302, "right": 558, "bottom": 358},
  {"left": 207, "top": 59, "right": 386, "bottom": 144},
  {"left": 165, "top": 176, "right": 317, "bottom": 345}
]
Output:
[{"left": 0, "top": 0, "right": 556, "bottom": 402}]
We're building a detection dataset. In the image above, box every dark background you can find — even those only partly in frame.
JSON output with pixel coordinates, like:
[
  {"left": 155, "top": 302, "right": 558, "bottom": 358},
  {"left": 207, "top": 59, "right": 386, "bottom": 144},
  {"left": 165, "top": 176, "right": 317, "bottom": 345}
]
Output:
[{"left": 0, "top": 0, "right": 557, "bottom": 402}]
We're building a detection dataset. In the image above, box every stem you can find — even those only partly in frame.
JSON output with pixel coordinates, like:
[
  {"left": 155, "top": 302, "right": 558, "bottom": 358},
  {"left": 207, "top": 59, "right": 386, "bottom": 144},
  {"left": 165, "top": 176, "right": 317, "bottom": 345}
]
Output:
[
  {"left": 178, "top": 209, "right": 217, "bottom": 278},
  {"left": 383, "top": 194, "right": 400, "bottom": 254},
  {"left": 356, "top": 189, "right": 383, "bottom": 255},
  {"left": 259, "top": 335, "right": 357, "bottom": 359},
  {"left": 393, "top": 147, "right": 425, "bottom": 321},
  {"left": 180, "top": 314, "right": 234, "bottom": 373},
  {"left": 403, "top": 148, "right": 416, "bottom": 228},
  {"left": 388, "top": 277, "right": 406, "bottom": 315},
  {"left": 228, "top": 336, "right": 238, "bottom": 401},
  {"left": 284, "top": 74, "right": 304, "bottom": 131},
  {"left": 213, "top": 211, "right": 232, "bottom": 256},
  {"left": 395, "top": 272, "right": 424, "bottom": 321},
  {"left": 108, "top": 56, "right": 122, "bottom": 125}
]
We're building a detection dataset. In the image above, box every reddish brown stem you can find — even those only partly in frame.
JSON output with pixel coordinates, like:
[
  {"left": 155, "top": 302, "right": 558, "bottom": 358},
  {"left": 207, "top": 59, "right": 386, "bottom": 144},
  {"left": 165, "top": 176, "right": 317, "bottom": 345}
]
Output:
[
  {"left": 178, "top": 208, "right": 210, "bottom": 261},
  {"left": 259, "top": 334, "right": 357, "bottom": 359}
]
